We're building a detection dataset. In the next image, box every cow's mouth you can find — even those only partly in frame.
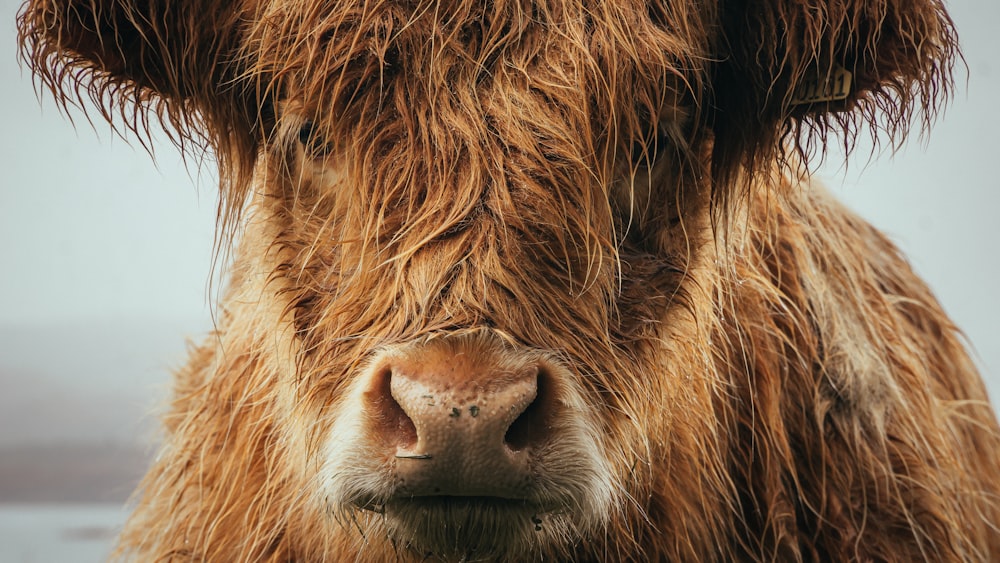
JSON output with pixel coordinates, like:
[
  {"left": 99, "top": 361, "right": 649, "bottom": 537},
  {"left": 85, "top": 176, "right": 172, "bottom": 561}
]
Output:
[
  {"left": 361, "top": 494, "right": 548, "bottom": 511},
  {"left": 366, "top": 495, "right": 570, "bottom": 559}
]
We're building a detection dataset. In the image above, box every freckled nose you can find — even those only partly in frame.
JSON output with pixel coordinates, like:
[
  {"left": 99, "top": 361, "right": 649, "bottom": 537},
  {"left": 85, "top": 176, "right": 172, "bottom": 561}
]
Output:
[{"left": 363, "top": 339, "right": 553, "bottom": 497}]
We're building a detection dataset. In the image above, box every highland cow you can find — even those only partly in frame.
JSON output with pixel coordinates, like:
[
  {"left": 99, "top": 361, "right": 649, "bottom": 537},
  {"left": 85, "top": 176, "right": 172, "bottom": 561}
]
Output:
[{"left": 17, "top": 0, "right": 1000, "bottom": 560}]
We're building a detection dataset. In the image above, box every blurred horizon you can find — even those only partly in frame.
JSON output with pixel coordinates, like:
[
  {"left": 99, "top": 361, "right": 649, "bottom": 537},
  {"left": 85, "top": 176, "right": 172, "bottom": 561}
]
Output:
[{"left": 0, "top": 320, "right": 201, "bottom": 504}]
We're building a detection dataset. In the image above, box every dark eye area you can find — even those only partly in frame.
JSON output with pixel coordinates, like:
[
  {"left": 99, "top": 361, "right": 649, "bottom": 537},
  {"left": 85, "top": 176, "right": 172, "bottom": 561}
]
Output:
[
  {"left": 629, "top": 127, "right": 668, "bottom": 169},
  {"left": 624, "top": 107, "right": 671, "bottom": 169},
  {"left": 298, "top": 120, "right": 315, "bottom": 145},
  {"left": 297, "top": 119, "right": 333, "bottom": 157},
  {"left": 625, "top": 105, "right": 692, "bottom": 170}
]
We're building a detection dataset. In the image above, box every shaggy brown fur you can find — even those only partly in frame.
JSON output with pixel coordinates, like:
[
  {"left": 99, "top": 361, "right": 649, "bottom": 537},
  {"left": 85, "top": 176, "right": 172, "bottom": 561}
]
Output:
[{"left": 18, "top": 0, "right": 1000, "bottom": 560}]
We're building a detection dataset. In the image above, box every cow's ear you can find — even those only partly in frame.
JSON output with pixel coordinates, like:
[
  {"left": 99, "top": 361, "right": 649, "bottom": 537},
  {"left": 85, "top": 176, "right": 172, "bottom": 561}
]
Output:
[
  {"left": 18, "top": 0, "right": 263, "bottom": 224},
  {"left": 710, "top": 0, "right": 959, "bottom": 186}
]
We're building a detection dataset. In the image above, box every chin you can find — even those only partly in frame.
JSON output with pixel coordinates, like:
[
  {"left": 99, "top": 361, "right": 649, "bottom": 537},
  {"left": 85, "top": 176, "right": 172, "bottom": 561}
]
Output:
[{"left": 377, "top": 497, "right": 577, "bottom": 561}]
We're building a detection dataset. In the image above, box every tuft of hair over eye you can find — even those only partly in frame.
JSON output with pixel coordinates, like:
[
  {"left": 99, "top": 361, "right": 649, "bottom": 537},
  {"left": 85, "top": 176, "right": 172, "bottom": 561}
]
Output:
[
  {"left": 297, "top": 118, "right": 333, "bottom": 157},
  {"left": 627, "top": 120, "right": 674, "bottom": 172}
]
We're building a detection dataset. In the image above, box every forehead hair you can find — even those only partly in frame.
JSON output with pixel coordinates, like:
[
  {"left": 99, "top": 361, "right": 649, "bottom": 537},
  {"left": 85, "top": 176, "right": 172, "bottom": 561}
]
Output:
[
  {"left": 20, "top": 0, "right": 957, "bottom": 236},
  {"left": 249, "top": 2, "right": 711, "bottom": 175}
]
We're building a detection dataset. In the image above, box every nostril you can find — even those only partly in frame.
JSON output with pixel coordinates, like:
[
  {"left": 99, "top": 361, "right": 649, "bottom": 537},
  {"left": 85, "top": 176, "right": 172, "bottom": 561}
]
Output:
[
  {"left": 369, "top": 367, "right": 417, "bottom": 449},
  {"left": 504, "top": 368, "right": 550, "bottom": 452}
]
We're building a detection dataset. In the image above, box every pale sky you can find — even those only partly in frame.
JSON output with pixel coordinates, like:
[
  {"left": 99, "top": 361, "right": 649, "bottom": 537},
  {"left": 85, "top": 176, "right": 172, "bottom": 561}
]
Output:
[{"left": 2, "top": 1, "right": 998, "bottom": 414}]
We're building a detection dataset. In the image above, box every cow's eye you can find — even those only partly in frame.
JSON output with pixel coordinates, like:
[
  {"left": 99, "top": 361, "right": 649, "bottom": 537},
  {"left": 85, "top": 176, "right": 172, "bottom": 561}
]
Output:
[
  {"left": 297, "top": 119, "right": 333, "bottom": 157},
  {"left": 630, "top": 117, "right": 683, "bottom": 170},
  {"left": 630, "top": 131, "right": 665, "bottom": 169},
  {"left": 298, "top": 120, "right": 315, "bottom": 145}
]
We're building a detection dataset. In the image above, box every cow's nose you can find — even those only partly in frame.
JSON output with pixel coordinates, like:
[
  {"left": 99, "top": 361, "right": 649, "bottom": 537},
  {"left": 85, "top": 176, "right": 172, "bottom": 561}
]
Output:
[{"left": 364, "top": 339, "right": 552, "bottom": 498}]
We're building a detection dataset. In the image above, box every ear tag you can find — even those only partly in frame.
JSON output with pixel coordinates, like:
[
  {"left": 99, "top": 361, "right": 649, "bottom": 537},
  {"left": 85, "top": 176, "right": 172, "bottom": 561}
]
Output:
[{"left": 791, "top": 64, "right": 853, "bottom": 105}]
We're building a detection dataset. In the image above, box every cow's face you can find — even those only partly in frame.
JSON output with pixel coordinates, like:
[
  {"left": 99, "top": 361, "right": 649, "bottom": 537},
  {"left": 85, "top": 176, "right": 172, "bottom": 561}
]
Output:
[
  {"left": 253, "top": 5, "right": 712, "bottom": 557},
  {"left": 20, "top": 0, "right": 956, "bottom": 558}
]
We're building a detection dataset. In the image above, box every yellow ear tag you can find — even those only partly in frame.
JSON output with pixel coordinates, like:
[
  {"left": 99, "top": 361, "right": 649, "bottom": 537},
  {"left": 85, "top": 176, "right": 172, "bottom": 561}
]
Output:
[{"left": 791, "top": 64, "right": 853, "bottom": 105}]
